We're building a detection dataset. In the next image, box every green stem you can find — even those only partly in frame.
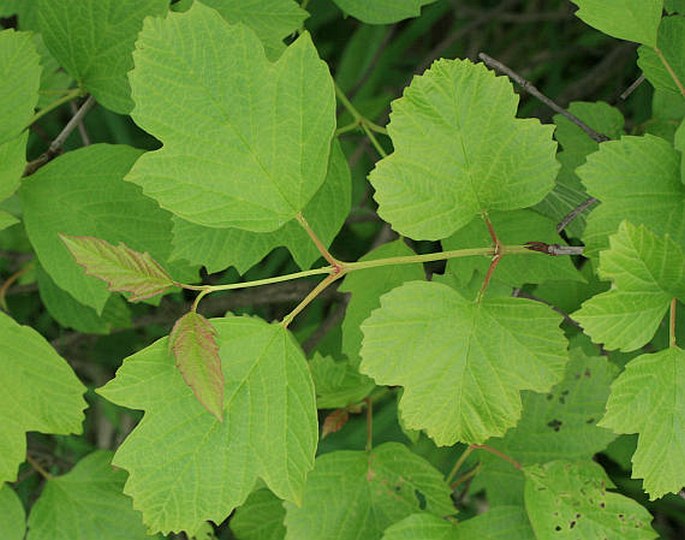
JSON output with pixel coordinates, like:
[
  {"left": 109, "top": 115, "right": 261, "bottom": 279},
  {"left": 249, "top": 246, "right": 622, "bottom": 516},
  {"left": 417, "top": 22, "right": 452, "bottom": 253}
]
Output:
[
  {"left": 281, "top": 272, "right": 342, "bottom": 328},
  {"left": 446, "top": 446, "right": 474, "bottom": 485},
  {"left": 27, "top": 88, "right": 82, "bottom": 127},
  {"left": 334, "top": 82, "right": 388, "bottom": 158}
]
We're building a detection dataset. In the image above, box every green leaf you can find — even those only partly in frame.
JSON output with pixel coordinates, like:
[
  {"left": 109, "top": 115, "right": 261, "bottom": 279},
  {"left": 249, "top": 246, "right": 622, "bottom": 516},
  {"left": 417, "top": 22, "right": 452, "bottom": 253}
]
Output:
[
  {"left": 638, "top": 16, "right": 685, "bottom": 95},
  {"left": 26, "top": 451, "right": 153, "bottom": 540},
  {"left": 360, "top": 281, "right": 567, "bottom": 445},
  {"left": 201, "top": 0, "right": 307, "bottom": 58},
  {"left": 0, "top": 484, "right": 25, "bottom": 540},
  {"left": 0, "top": 210, "right": 18, "bottom": 232},
  {"left": 98, "top": 316, "right": 317, "bottom": 534},
  {"left": 570, "top": 0, "right": 663, "bottom": 47},
  {"left": 339, "top": 240, "right": 424, "bottom": 367},
  {"left": 61, "top": 235, "right": 176, "bottom": 302},
  {"left": 36, "top": 265, "right": 130, "bottom": 334},
  {"left": 442, "top": 210, "right": 583, "bottom": 288},
  {"left": 331, "top": 0, "right": 437, "bottom": 24},
  {"left": 579, "top": 134, "right": 683, "bottom": 257},
  {"left": 37, "top": 0, "right": 168, "bottom": 114},
  {"left": 0, "top": 132, "right": 27, "bottom": 202},
  {"left": 534, "top": 101, "right": 624, "bottom": 238},
  {"left": 0, "top": 311, "right": 86, "bottom": 483},
  {"left": 484, "top": 347, "right": 618, "bottom": 464},
  {"left": 170, "top": 140, "right": 350, "bottom": 274},
  {"left": 369, "top": 58, "right": 558, "bottom": 241},
  {"left": 169, "top": 312, "right": 224, "bottom": 421},
  {"left": 575, "top": 221, "right": 685, "bottom": 351},
  {"left": 126, "top": 2, "right": 335, "bottom": 232},
  {"left": 230, "top": 488, "right": 286, "bottom": 540},
  {"left": 383, "top": 507, "right": 535, "bottom": 540},
  {"left": 20, "top": 144, "right": 184, "bottom": 313},
  {"left": 598, "top": 347, "right": 685, "bottom": 499},
  {"left": 523, "top": 460, "right": 657, "bottom": 539},
  {"left": 309, "top": 353, "right": 375, "bottom": 409},
  {"left": 0, "top": 29, "right": 40, "bottom": 144},
  {"left": 283, "top": 442, "right": 455, "bottom": 539}
]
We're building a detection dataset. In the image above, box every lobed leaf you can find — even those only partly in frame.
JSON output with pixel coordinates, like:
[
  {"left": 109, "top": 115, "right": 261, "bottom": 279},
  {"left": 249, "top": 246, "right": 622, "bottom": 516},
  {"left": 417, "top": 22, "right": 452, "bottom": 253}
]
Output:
[
  {"left": 169, "top": 312, "right": 224, "bottom": 421},
  {"left": 575, "top": 221, "right": 685, "bottom": 351},
  {"left": 0, "top": 311, "right": 86, "bottom": 484},
  {"left": 524, "top": 460, "right": 657, "bottom": 538},
  {"left": 309, "top": 353, "right": 375, "bottom": 409},
  {"left": 283, "top": 442, "right": 455, "bottom": 539},
  {"left": 0, "top": 484, "right": 24, "bottom": 540},
  {"left": 61, "top": 235, "right": 176, "bottom": 302},
  {"left": 0, "top": 131, "right": 28, "bottom": 202},
  {"left": 26, "top": 451, "right": 153, "bottom": 540},
  {"left": 38, "top": 0, "right": 169, "bottom": 113},
  {"left": 369, "top": 58, "right": 558, "bottom": 241},
  {"left": 0, "top": 29, "right": 40, "bottom": 145},
  {"left": 98, "top": 316, "right": 317, "bottom": 534},
  {"left": 638, "top": 15, "right": 685, "bottom": 95},
  {"left": 599, "top": 347, "right": 685, "bottom": 499},
  {"left": 360, "top": 281, "right": 567, "bottom": 445},
  {"left": 331, "top": 0, "right": 438, "bottom": 24},
  {"left": 126, "top": 2, "right": 336, "bottom": 232},
  {"left": 570, "top": 0, "right": 662, "bottom": 47},
  {"left": 579, "top": 134, "right": 684, "bottom": 257}
]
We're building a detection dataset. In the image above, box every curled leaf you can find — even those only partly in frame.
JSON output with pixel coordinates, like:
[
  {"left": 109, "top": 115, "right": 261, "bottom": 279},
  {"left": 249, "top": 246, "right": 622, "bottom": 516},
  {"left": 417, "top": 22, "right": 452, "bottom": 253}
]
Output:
[
  {"left": 60, "top": 234, "right": 175, "bottom": 302},
  {"left": 169, "top": 312, "right": 224, "bottom": 422}
]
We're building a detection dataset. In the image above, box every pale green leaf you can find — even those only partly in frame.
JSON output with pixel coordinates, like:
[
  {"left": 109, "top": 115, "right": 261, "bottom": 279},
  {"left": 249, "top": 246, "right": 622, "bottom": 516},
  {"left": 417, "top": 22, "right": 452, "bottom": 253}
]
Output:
[
  {"left": 442, "top": 210, "right": 583, "bottom": 288},
  {"left": 332, "top": 0, "right": 437, "bottom": 24},
  {"left": 230, "top": 488, "right": 285, "bottom": 540},
  {"left": 26, "top": 451, "right": 153, "bottom": 540},
  {"left": 0, "top": 29, "right": 40, "bottom": 144},
  {"left": 309, "top": 353, "right": 375, "bottom": 409},
  {"left": 201, "top": 0, "right": 307, "bottom": 58},
  {"left": 0, "top": 210, "right": 18, "bottom": 232},
  {"left": 0, "top": 484, "right": 25, "bottom": 540},
  {"left": 61, "top": 235, "right": 176, "bottom": 302},
  {"left": 36, "top": 265, "right": 130, "bottom": 334},
  {"left": 369, "top": 58, "right": 558, "bottom": 241},
  {"left": 575, "top": 221, "right": 685, "bottom": 351},
  {"left": 534, "top": 101, "right": 624, "bottom": 238},
  {"left": 38, "top": 0, "right": 168, "bottom": 114},
  {"left": 579, "top": 135, "right": 684, "bottom": 257},
  {"left": 383, "top": 507, "right": 535, "bottom": 540},
  {"left": 0, "top": 311, "right": 86, "bottom": 483},
  {"left": 169, "top": 312, "right": 224, "bottom": 421},
  {"left": 127, "top": 2, "right": 335, "bottom": 232},
  {"left": 484, "top": 348, "right": 618, "bottom": 464},
  {"left": 638, "top": 16, "right": 685, "bottom": 95},
  {"left": 339, "top": 240, "right": 424, "bottom": 367},
  {"left": 283, "top": 442, "right": 455, "bottom": 539},
  {"left": 98, "top": 316, "right": 317, "bottom": 535},
  {"left": 20, "top": 144, "right": 185, "bottom": 313},
  {"left": 0, "top": 132, "right": 27, "bottom": 202},
  {"left": 33, "top": 34, "right": 73, "bottom": 109},
  {"left": 171, "top": 140, "right": 350, "bottom": 274},
  {"left": 360, "top": 281, "right": 567, "bottom": 445},
  {"left": 570, "top": 0, "right": 662, "bottom": 47},
  {"left": 524, "top": 460, "right": 657, "bottom": 538},
  {"left": 599, "top": 348, "right": 685, "bottom": 499}
]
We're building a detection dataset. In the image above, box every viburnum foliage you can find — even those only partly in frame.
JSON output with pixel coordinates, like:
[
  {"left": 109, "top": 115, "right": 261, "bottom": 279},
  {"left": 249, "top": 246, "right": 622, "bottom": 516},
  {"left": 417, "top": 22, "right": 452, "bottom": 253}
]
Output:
[{"left": 0, "top": 0, "right": 684, "bottom": 538}]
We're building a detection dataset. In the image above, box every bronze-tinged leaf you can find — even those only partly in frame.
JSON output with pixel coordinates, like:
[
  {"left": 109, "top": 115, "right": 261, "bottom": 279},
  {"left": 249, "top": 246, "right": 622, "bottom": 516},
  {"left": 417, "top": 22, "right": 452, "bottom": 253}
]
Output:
[
  {"left": 60, "top": 234, "right": 176, "bottom": 301},
  {"left": 321, "top": 409, "right": 349, "bottom": 439},
  {"left": 169, "top": 312, "right": 224, "bottom": 421}
]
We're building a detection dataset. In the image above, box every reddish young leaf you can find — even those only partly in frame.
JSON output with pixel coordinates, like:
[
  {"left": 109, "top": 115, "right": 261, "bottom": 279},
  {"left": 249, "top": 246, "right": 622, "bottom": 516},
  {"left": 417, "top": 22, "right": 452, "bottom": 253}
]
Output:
[
  {"left": 60, "top": 234, "right": 176, "bottom": 301},
  {"left": 321, "top": 409, "right": 349, "bottom": 439},
  {"left": 168, "top": 312, "right": 224, "bottom": 422}
]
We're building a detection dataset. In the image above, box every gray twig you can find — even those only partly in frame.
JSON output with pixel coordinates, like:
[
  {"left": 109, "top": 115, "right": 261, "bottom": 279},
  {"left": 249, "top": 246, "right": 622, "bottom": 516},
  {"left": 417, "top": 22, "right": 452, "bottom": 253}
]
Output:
[
  {"left": 478, "top": 52, "right": 610, "bottom": 143},
  {"left": 556, "top": 196, "right": 599, "bottom": 234}
]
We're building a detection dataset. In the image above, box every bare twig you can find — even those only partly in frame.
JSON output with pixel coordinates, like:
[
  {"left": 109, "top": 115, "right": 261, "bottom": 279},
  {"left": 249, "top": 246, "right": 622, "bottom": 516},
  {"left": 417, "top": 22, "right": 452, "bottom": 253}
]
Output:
[
  {"left": 69, "top": 100, "right": 92, "bottom": 146},
  {"left": 24, "top": 95, "right": 96, "bottom": 176},
  {"left": 556, "top": 196, "right": 599, "bottom": 233},
  {"left": 478, "top": 52, "right": 610, "bottom": 143},
  {"left": 620, "top": 74, "right": 646, "bottom": 100}
]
